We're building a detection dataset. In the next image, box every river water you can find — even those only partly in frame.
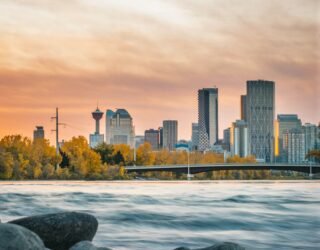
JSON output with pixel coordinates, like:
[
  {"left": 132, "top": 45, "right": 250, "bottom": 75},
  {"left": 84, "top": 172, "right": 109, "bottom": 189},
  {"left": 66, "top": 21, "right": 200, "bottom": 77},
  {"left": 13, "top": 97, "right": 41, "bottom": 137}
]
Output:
[{"left": 0, "top": 181, "right": 319, "bottom": 250}]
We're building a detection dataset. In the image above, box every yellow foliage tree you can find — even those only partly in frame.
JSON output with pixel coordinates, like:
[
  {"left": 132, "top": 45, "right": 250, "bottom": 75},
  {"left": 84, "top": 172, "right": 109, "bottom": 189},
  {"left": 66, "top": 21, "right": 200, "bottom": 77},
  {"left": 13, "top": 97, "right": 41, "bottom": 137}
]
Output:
[
  {"left": 61, "top": 136, "right": 101, "bottom": 178},
  {"left": 136, "top": 142, "right": 155, "bottom": 166}
]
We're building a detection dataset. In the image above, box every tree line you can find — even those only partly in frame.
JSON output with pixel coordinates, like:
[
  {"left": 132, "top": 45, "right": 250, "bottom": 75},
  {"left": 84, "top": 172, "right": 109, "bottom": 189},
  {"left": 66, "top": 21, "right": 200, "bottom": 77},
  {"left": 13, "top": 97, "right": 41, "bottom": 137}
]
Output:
[{"left": 0, "top": 134, "right": 318, "bottom": 180}]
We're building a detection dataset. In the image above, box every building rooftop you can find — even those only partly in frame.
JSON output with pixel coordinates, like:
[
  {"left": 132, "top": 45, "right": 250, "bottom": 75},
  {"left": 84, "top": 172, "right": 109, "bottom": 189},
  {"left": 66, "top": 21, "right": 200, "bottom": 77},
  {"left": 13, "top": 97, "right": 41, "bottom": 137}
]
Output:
[
  {"left": 277, "top": 114, "right": 300, "bottom": 121},
  {"left": 113, "top": 109, "right": 132, "bottom": 119}
]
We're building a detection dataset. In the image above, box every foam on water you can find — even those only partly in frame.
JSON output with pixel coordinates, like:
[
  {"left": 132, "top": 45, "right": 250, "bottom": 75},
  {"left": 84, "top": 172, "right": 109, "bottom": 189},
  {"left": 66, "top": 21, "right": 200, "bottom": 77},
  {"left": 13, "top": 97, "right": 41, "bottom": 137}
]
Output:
[{"left": 0, "top": 181, "right": 319, "bottom": 250}]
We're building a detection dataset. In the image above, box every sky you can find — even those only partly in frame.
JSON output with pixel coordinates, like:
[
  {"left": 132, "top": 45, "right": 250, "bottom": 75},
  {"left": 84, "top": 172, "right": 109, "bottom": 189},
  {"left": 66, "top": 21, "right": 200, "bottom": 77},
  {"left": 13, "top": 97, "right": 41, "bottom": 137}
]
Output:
[{"left": 0, "top": 0, "right": 319, "bottom": 144}]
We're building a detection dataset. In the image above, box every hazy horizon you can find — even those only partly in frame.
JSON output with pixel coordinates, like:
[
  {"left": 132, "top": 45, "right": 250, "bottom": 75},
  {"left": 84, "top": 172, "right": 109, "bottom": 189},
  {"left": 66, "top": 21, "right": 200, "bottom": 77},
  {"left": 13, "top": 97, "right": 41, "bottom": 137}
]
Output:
[{"left": 0, "top": 0, "right": 319, "bottom": 144}]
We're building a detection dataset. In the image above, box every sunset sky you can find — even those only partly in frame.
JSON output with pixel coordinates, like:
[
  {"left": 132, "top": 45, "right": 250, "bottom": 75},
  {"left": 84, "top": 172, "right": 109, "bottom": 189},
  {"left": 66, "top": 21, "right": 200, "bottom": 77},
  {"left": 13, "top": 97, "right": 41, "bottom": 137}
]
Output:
[{"left": 0, "top": 0, "right": 319, "bottom": 144}]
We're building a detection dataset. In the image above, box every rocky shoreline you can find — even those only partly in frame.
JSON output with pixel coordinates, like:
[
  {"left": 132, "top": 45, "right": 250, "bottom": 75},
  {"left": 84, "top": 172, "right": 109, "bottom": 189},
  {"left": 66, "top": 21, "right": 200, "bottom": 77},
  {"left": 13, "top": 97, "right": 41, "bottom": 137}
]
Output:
[{"left": 0, "top": 212, "right": 245, "bottom": 250}]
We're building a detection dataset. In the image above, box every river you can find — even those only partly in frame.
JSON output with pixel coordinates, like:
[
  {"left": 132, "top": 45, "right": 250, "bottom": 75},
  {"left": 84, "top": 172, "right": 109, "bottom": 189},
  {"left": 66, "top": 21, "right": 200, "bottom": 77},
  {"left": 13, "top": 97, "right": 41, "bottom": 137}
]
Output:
[{"left": 0, "top": 181, "right": 319, "bottom": 249}]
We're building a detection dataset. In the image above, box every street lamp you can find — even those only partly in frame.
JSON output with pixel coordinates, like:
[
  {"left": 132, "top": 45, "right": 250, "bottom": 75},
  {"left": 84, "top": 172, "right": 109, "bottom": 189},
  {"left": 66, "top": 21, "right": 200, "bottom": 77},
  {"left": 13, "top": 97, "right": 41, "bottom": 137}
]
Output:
[{"left": 187, "top": 149, "right": 193, "bottom": 181}]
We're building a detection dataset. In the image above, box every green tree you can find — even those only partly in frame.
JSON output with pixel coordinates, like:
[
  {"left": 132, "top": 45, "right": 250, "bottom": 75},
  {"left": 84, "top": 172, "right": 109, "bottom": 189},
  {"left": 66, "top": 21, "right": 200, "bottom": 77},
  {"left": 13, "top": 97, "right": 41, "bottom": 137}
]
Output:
[{"left": 94, "top": 143, "right": 115, "bottom": 164}]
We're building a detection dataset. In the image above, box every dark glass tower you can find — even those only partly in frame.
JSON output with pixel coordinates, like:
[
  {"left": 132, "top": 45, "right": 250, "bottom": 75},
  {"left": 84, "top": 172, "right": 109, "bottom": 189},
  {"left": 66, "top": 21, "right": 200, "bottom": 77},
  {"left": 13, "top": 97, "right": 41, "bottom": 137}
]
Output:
[{"left": 198, "top": 88, "right": 219, "bottom": 151}]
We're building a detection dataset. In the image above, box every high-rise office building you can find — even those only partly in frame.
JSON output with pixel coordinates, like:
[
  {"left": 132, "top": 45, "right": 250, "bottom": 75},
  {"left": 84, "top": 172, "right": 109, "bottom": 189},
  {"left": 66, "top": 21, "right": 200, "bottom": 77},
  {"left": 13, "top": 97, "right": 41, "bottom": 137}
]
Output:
[
  {"left": 198, "top": 88, "right": 219, "bottom": 151},
  {"left": 191, "top": 123, "right": 199, "bottom": 151},
  {"left": 158, "top": 127, "right": 163, "bottom": 149},
  {"left": 275, "top": 114, "right": 302, "bottom": 162},
  {"left": 145, "top": 129, "right": 159, "bottom": 150},
  {"left": 223, "top": 128, "right": 231, "bottom": 151},
  {"left": 284, "top": 129, "right": 306, "bottom": 163},
  {"left": 33, "top": 126, "right": 45, "bottom": 140},
  {"left": 108, "top": 109, "right": 135, "bottom": 148},
  {"left": 105, "top": 109, "right": 115, "bottom": 144},
  {"left": 89, "top": 107, "right": 104, "bottom": 148},
  {"left": 317, "top": 124, "right": 320, "bottom": 149},
  {"left": 303, "top": 123, "right": 318, "bottom": 153},
  {"left": 163, "top": 120, "right": 178, "bottom": 151},
  {"left": 230, "top": 120, "right": 248, "bottom": 157},
  {"left": 135, "top": 135, "right": 145, "bottom": 148},
  {"left": 246, "top": 80, "right": 275, "bottom": 162},
  {"left": 240, "top": 95, "right": 247, "bottom": 121}
]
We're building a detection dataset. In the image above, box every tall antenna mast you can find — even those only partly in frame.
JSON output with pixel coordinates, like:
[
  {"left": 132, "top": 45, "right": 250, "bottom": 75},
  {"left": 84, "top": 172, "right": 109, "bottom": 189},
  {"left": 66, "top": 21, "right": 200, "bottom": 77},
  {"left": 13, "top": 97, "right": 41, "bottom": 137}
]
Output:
[{"left": 51, "top": 107, "right": 66, "bottom": 170}]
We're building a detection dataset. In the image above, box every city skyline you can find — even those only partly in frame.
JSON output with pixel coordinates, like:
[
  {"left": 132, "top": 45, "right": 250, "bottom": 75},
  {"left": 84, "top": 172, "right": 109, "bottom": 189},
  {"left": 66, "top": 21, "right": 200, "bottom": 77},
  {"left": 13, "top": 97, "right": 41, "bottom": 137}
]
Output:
[{"left": 0, "top": 0, "right": 319, "bottom": 145}]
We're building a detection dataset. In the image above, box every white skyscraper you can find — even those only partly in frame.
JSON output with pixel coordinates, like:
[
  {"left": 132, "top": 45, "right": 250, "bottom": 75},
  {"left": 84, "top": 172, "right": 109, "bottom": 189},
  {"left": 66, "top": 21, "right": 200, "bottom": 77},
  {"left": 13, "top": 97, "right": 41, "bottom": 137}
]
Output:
[
  {"left": 230, "top": 120, "right": 248, "bottom": 158},
  {"left": 198, "top": 88, "right": 219, "bottom": 151},
  {"left": 275, "top": 114, "right": 302, "bottom": 162},
  {"left": 284, "top": 129, "right": 306, "bottom": 163},
  {"left": 107, "top": 109, "right": 135, "bottom": 148},
  {"left": 303, "top": 123, "right": 317, "bottom": 153},
  {"left": 105, "top": 109, "right": 115, "bottom": 144}
]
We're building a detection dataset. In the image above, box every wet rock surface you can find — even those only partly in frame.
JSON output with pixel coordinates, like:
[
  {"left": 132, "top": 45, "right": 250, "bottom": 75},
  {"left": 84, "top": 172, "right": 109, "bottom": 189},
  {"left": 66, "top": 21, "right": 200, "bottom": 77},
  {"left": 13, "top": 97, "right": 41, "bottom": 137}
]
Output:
[
  {"left": 69, "top": 241, "right": 112, "bottom": 250},
  {"left": 9, "top": 212, "right": 98, "bottom": 250},
  {"left": 0, "top": 223, "right": 45, "bottom": 250},
  {"left": 197, "top": 242, "right": 245, "bottom": 250}
]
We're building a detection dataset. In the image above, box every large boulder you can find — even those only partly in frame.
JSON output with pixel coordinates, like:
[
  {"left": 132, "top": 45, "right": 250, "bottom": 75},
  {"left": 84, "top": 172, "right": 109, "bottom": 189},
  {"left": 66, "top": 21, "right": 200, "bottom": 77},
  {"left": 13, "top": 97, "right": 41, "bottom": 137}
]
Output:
[
  {"left": 69, "top": 241, "right": 112, "bottom": 250},
  {"left": 197, "top": 242, "right": 245, "bottom": 250},
  {"left": 9, "top": 212, "right": 98, "bottom": 250},
  {"left": 0, "top": 223, "right": 45, "bottom": 250}
]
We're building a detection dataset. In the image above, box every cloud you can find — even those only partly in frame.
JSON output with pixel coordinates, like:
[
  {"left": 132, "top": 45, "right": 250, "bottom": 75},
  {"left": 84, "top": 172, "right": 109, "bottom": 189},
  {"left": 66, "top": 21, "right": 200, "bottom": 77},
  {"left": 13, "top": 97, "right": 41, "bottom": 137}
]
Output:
[{"left": 0, "top": 0, "right": 318, "bottom": 143}]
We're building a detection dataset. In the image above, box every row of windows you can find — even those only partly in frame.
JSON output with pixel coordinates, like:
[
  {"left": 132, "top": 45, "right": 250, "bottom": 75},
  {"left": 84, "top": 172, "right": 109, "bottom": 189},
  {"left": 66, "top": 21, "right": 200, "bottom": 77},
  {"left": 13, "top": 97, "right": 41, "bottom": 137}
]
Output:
[{"left": 250, "top": 106, "right": 273, "bottom": 111}]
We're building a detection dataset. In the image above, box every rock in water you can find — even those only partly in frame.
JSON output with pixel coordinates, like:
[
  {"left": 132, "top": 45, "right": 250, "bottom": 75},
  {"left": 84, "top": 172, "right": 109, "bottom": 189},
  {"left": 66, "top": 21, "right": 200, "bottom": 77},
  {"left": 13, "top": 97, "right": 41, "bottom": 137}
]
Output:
[
  {"left": 69, "top": 241, "right": 112, "bottom": 250},
  {"left": 69, "top": 241, "right": 96, "bottom": 250},
  {"left": 197, "top": 242, "right": 245, "bottom": 250},
  {"left": 9, "top": 212, "right": 98, "bottom": 250},
  {"left": 0, "top": 223, "right": 45, "bottom": 250}
]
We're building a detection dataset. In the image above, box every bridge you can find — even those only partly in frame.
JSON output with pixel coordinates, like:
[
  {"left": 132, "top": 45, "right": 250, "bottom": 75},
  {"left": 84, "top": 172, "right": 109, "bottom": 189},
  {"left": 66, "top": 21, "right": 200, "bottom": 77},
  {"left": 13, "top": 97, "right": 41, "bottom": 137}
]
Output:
[{"left": 125, "top": 163, "right": 320, "bottom": 175}]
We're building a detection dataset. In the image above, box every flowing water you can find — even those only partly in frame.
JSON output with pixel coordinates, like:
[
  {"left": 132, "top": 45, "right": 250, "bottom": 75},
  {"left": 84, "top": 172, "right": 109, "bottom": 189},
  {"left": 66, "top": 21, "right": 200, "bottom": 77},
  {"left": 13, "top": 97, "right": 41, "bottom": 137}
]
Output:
[{"left": 0, "top": 181, "right": 319, "bottom": 250}]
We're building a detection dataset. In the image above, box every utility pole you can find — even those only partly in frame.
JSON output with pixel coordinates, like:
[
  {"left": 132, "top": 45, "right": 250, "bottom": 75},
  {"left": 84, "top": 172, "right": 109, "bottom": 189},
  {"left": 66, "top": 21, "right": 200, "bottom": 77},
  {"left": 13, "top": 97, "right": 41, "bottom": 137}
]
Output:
[{"left": 51, "top": 107, "right": 66, "bottom": 170}]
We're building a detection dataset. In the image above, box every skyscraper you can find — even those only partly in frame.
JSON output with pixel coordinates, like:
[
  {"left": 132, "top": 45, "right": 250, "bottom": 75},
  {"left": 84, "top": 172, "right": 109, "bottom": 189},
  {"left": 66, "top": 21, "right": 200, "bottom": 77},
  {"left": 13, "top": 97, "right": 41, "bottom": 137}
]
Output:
[
  {"left": 89, "top": 107, "right": 104, "bottom": 148},
  {"left": 33, "top": 126, "right": 44, "bottom": 140},
  {"left": 230, "top": 120, "right": 248, "bottom": 157},
  {"left": 158, "top": 127, "right": 163, "bottom": 149},
  {"left": 240, "top": 95, "right": 247, "bottom": 121},
  {"left": 108, "top": 109, "right": 135, "bottom": 148},
  {"left": 246, "top": 80, "right": 275, "bottom": 162},
  {"left": 223, "top": 128, "right": 231, "bottom": 151},
  {"left": 163, "top": 120, "right": 178, "bottom": 151},
  {"left": 275, "top": 114, "right": 302, "bottom": 162},
  {"left": 284, "top": 128, "right": 306, "bottom": 163},
  {"left": 303, "top": 123, "right": 318, "bottom": 153},
  {"left": 191, "top": 123, "right": 199, "bottom": 151},
  {"left": 145, "top": 129, "right": 159, "bottom": 150},
  {"left": 105, "top": 109, "right": 115, "bottom": 144},
  {"left": 198, "top": 88, "right": 219, "bottom": 151}
]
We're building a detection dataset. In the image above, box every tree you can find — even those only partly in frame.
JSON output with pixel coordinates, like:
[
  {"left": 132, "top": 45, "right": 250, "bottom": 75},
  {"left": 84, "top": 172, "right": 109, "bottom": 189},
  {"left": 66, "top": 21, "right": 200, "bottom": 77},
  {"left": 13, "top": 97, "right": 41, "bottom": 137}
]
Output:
[
  {"left": 94, "top": 143, "right": 114, "bottom": 164},
  {"left": 0, "top": 135, "right": 31, "bottom": 179},
  {"left": 306, "top": 150, "right": 320, "bottom": 163},
  {"left": 112, "top": 144, "right": 132, "bottom": 165},
  {"left": 0, "top": 149, "right": 14, "bottom": 179},
  {"left": 136, "top": 142, "right": 155, "bottom": 166},
  {"left": 61, "top": 136, "right": 101, "bottom": 178}
]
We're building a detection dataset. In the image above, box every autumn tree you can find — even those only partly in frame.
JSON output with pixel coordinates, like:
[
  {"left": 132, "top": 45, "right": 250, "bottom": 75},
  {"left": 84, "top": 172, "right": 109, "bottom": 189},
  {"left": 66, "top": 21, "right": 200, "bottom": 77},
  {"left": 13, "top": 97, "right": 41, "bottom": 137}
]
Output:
[
  {"left": 136, "top": 142, "right": 155, "bottom": 166},
  {"left": 0, "top": 148, "right": 14, "bottom": 179},
  {"left": 61, "top": 136, "right": 101, "bottom": 178}
]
